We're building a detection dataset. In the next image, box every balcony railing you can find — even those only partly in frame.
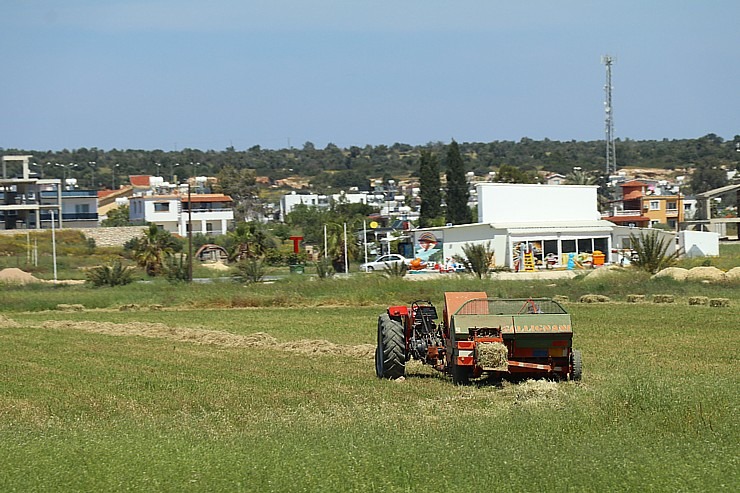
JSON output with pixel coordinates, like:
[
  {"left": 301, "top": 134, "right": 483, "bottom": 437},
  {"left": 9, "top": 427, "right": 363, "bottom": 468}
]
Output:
[
  {"left": 602, "top": 210, "right": 642, "bottom": 217},
  {"left": 39, "top": 212, "right": 99, "bottom": 221}
]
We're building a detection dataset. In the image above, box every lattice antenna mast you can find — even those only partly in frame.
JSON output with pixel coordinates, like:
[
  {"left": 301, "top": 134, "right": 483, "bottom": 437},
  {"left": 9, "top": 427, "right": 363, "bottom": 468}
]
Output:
[{"left": 602, "top": 55, "right": 616, "bottom": 176}]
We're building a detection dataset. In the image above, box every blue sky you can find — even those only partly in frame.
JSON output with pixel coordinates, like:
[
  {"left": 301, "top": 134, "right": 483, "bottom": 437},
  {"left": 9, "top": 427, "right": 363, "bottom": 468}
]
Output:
[{"left": 2, "top": 1, "right": 738, "bottom": 151}]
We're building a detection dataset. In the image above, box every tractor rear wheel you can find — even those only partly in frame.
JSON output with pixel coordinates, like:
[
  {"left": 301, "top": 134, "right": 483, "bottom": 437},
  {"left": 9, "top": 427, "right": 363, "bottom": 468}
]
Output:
[
  {"left": 570, "top": 349, "right": 583, "bottom": 381},
  {"left": 375, "top": 314, "right": 406, "bottom": 379}
]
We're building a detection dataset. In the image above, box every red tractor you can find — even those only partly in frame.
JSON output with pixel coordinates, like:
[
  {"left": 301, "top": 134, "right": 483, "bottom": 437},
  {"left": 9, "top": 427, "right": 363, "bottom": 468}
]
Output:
[{"left": 375, "top": 292, "right": 582, "bottom": 384}]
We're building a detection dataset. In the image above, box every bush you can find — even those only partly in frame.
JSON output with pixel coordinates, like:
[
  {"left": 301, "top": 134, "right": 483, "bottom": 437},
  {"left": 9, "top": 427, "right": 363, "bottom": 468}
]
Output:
[
  {"left": 164, "top": 254, "right": 190, "bottom": 283},
  {"left": 315, "top": 257, "right": 335, "bottom": 279},
  {"left": 462, "top": 241, "right": 494, "bottom": 279},
  {"left": 233, "top": 258, "right": 266, "bottom": 284},
  {"left": 629, "top": 230, "right": 681, "bottom": 274},
  {"left": 86, "top": 260, "right": 135, "bottom": 287}
]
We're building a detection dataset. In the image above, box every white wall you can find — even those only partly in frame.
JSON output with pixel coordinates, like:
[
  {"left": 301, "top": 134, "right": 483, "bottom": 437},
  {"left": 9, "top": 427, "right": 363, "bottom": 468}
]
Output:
[
  {"left": 477, "top": 183, "right": 601, "bottom": 223},
  {"left": 679, "top": 230, "right": 720, "bottom": 257}
]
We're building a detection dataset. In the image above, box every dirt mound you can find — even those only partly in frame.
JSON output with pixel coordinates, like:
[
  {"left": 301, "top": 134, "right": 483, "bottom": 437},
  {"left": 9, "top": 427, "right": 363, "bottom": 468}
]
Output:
[
  {"left": 203, "top": 261, "right": 231, "bottom": 271},
  {"left": 685, "top": 266, "right": 726, "bottom": 283},
  {"left": 0, "top": 268, "right": 40, "bottom": 284},
  {"left": 725, "top": 267, "right": 740, "bottom": 283},
  {"left": 652, "top": 267, "right": 689, "bottom": 281},
  {"left": 36, "top": 320, "right": 375, "bottom": 358},
  {"left": 586, "top": 266, "right": 626, "bottom": 279}
]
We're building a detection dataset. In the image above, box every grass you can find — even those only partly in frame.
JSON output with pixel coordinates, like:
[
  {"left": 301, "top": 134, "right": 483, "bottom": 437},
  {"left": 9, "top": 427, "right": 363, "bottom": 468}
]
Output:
[{"left": 0, "top": 247, "right": 739, "bottom": 491}]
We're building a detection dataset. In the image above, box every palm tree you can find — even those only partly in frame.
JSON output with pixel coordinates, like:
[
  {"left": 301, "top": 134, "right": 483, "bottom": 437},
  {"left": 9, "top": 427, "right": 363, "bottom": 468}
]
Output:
[
  {"left": 133, "top": 224, "right": 178, "bottom": 276},
  {"left": 565, "top": 169, "right": 597, "bottom": 185}
]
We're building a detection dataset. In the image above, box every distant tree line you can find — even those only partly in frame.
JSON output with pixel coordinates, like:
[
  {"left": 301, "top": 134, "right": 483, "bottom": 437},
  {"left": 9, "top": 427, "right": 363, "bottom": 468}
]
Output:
[{"left": 3, "top": 134, "right": 738, "bottom": 195}]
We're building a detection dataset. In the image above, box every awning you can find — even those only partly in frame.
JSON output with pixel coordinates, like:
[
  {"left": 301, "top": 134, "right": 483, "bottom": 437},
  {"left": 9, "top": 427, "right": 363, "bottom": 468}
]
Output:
[{"left": 489, "top": 220, "right": 615, "bottom": 235}]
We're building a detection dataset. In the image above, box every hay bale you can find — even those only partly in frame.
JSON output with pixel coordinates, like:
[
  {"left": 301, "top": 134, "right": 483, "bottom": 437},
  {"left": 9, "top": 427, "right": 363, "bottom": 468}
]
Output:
[
  {"left": 709, "top": 298, "right": 730, "bottom": 307},
  {"left": 579, "top": 294, "right": 611, "bottom": 303},
  {"left": 119, "top": 304, "right": 141, "bottom": 311},
  {"left": 476, "top": 342, "right": 508, "bottom": 370},
  {"left": 686, "top": 266, "right": 727, "bottom": 283},
  {"left": 725, "top": 267, "right": 740, "bottom": 283},
  {"left": 56, "top": 303, "right": 84, "bottom": 312},
  {"left": 627, "top": 294, "right": 645, "bottom": 303},
  {"left": 552, "top": 295, "right": 569, "bottom": 303},
  {"left": 652, "top": 267, "right": 689, "bottom": 281},
  {"left": 688, "top": 296, "right": 708, "bottom": 306},
  {"left": 653, "top": 294, "right": 675, "bottom": 304}
]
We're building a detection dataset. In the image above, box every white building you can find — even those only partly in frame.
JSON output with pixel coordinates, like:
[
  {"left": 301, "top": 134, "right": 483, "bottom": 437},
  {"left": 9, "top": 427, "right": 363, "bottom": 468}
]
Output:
[
  {"left": 412, "top": 183, "right": 615, "bottom": 270},
  {"left": 279, "top": 192, "right": 329, "bottom": 221},
  {"left": 129, "top": 193, "right": 234, "bottom": 236}
]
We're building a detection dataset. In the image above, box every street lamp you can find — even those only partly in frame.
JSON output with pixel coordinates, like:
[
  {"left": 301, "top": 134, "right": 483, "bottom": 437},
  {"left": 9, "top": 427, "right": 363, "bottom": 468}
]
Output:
[{"left": 89, "top": 161, "right": 96, "bottom": 189}]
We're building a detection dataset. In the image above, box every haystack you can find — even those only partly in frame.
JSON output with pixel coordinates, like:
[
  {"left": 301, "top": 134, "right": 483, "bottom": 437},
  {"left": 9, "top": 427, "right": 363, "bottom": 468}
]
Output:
[
  {"left": 477, "top": 342, "right": 508, "bottom": 370},
  {"left": 653, "top": 294, "right": 675, "bottom": 303},
  {"left": 725, "top": 267, "right": 740, "bottom": 283},
  {"left": 627, "top": 294, "right": 645, "bottom": 303},
  {"left": 688, "top": 296, "right": 709, "bottom": 306},
  {"left": 652, "top": 267, "right": 689, "bottom": 281},
  {"left": 686, "top": 266, "right": 726, "bottom": 283},
  {"left": 709, "top": 298, "right": 730, "bottom": 307}
]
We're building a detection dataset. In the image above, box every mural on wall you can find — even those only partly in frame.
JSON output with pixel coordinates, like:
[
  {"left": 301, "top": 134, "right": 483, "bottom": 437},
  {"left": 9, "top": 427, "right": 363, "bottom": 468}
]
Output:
[{"left": 414, "top": 231, "right": 443, "bottom": 264}]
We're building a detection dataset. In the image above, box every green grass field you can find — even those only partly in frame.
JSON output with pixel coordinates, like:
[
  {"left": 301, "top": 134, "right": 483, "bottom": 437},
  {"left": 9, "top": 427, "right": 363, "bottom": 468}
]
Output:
[{"left": 1, "top": 263, "right": 739, "bottom": 491}]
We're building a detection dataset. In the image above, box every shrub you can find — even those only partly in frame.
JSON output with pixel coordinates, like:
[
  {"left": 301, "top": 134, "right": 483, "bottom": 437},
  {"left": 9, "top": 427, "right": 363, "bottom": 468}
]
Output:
[
  {"left": 233, "top": 258, "right": 266, "bottom": 284},
  {"left": 629, "top": 230, "right": 681, "bottom": 274},
  {"left": 315, "top": 257, "right": 335, "bottom": 279},
  {"left": 462, "top": 241, "right": 494, "bottom": 279},
  {"left": 86, "top": 260, "right": 135, "bottom": 287},
  {"left": 164, "top": 254, "right": 190, "bottom": 283},
  {"left": 382, "top": 261, "right": 407, "bottom": 278}
]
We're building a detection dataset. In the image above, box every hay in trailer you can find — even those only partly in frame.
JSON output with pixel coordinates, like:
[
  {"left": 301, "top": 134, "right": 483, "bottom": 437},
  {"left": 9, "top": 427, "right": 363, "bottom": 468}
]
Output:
[
  {"left": 627, "top": 294, "right": 645, "bottom": 303},
  {"left": 477, "top": 342, "right": 508, "bottom": 370},
  {"left": 688, "top": 296, "right": 708, "bottom": 306}
]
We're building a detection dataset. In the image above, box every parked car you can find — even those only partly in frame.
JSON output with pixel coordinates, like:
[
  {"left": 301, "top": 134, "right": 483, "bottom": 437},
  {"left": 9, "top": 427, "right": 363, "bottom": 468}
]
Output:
[{"left": 360, "top": 254, "right": 409, "bottom": 272}]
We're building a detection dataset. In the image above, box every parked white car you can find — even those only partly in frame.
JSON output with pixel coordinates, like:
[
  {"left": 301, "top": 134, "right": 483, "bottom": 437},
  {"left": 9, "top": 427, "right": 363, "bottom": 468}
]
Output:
[{"left": 360, "top": 254, "right": 409, "bottom": 272}]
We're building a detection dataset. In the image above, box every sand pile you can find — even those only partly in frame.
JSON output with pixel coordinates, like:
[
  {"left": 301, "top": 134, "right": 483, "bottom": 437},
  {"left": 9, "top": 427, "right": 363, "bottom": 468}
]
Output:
[
  {"left": 685, "top": 266, "right": 726, "bottom": 283},
  {"left": 203, "top": 261, "right": 231, "bottom": 271},
  {"left": 586, "top": 266, "right": 625, "bottom": 279},
  {"left": 652, "top": 267, "right": 689, "bottom": 281},
  {"left": 0, "top": 268, "right": 41, "bottom": 284}
]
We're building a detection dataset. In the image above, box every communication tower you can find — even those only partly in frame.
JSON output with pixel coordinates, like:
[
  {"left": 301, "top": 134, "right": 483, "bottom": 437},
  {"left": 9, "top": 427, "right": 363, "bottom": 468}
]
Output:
[{"left": 602, "top": 55, "right": 617, "bottom": 176}]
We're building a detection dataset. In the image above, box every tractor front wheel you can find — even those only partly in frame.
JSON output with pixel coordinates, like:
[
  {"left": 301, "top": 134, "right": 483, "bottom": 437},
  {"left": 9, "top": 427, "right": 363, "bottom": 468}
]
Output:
[
  {"left": 375, "top": 314, "right": 406, "bottom": 379},
  {"left": 569, "top": 349, "right": 583, "bottom": 381}
]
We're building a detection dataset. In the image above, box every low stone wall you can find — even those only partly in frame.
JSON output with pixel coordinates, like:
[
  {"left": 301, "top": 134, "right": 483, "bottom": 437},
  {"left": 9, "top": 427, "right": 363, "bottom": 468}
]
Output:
[
  {"left": 77, "top": 226, "right": 147, "bottom": 247},
  {"left": 0, "top": 226, "right": 148, "bottom": 247}
]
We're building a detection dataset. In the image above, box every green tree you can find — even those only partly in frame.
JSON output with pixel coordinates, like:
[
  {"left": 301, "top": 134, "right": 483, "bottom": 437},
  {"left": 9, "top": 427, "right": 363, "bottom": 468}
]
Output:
[
  {"left": 418, "top": 150, "right": 442, "bottom": 228},
  {"left": 133, "top": 224, "right": 180, "bottom": 276},
  {"left": 462, "top": 242, "right": 494, "bottom": 279},
  {"left": 214, "top": 165, "right": 259, "bottom": 221},
  {"left": 496, "top": 164, "right": 538, "bottom": 184},
  {"left": 689, "top": 162, "right": 728, "bottom": 194},
  {"left": 444, "top": 140, "right": 470, "bottom": 225},
  {"left": 101, "top": 205, "right": 130, "bottom": 227}
]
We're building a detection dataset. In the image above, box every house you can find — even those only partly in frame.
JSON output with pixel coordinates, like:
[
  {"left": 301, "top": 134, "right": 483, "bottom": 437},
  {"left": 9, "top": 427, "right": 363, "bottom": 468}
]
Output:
[
  {"left": 546, "top": 173, "right": 567, "bottom": 186},
  {"left": 279, "top": 192, "right": 329, "bottom": 221},
  {"left": 601, "top": 180, "right": 685, "bottom": 229},
  {"left": 411, "top": 183, "right": 615, "bottom": 270},
  {"left": 1, "top": 155, "right": 98, "bottom": 229},
  {"left": 129, "top": 192, "right": 234, "bottom": 236}
]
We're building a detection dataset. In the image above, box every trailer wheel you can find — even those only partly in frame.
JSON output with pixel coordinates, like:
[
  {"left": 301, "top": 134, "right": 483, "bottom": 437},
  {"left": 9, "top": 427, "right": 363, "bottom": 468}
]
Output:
[
  {"left": 570, "top": 349, "right": 583, "bottom": 381},
  {"left": 451, "top": 364, "right": 471, "bottom": 385},
  {"left": 375, "top": 314, "right": 405, "bottom": 379}
]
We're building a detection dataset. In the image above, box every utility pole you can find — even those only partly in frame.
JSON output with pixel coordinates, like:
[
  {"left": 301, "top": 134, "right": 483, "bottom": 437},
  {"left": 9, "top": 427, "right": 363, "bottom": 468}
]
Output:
[{"left": 602, "top": 55, "right": 617, "bottom": 177}]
